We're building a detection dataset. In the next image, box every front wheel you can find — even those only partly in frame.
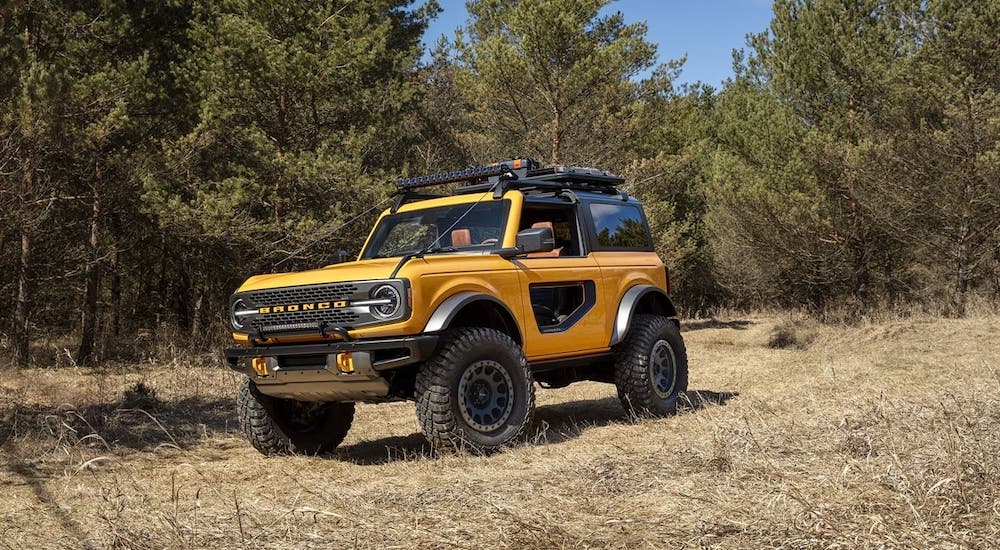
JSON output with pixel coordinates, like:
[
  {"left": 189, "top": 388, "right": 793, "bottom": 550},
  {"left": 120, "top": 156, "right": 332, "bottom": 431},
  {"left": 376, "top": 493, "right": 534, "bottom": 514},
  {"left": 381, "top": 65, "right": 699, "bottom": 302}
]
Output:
[
  {"left": 415, "top": 327, "right": 535, "bottom": 454},
  {"left": 614, "top": 314, "right": 688, "bottom": 417},
  {"left": 237, "top": 378, "right": 355, "bottom": 455}
]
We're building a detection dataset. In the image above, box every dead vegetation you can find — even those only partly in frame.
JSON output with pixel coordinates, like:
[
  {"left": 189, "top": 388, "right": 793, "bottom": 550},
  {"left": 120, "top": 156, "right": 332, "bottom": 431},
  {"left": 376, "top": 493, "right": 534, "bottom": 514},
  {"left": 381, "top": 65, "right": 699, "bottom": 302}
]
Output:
[
  {"left": 2, "top": 314, "right": 998, "bottom": 548},
  {"left": 765, "top": 314, "right": 820, "bottom": 349}
]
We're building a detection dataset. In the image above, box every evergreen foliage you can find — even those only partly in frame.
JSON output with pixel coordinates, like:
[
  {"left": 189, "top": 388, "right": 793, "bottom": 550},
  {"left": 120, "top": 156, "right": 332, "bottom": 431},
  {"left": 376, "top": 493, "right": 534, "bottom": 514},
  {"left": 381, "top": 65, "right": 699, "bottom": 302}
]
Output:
[{"left": 0, "top": 0, "right": 997, "bottom": 365}]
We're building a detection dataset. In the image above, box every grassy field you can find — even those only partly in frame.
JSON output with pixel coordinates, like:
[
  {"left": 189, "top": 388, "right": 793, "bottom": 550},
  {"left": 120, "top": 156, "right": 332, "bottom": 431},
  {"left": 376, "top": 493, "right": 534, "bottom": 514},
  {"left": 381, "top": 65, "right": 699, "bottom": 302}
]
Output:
[{"left": 2, "top": 314, "right": 998, "bottom": 549}]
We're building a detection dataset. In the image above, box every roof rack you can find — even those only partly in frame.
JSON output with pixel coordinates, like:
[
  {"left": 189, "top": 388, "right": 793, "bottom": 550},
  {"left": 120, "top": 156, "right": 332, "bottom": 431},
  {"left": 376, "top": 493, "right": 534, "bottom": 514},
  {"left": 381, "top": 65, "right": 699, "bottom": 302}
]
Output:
[
  {"left": 390, "top": 158, "right": 628, "bottom": 212},
  {"left": 457, "top": 165, "right": 625, "bottom": 198},
  {"left": 395, "top": 158, "right": 539, "bottom": 191}
]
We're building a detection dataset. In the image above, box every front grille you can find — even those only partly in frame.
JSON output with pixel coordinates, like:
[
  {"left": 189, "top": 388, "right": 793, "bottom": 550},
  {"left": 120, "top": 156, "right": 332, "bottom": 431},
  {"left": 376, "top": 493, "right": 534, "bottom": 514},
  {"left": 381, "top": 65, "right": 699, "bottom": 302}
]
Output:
[
  {"left": 231, "top": 279, "right": 408, "bottom": 336},
  {"left": 245, "top": 283, "right": 359, "bottom": 307}
]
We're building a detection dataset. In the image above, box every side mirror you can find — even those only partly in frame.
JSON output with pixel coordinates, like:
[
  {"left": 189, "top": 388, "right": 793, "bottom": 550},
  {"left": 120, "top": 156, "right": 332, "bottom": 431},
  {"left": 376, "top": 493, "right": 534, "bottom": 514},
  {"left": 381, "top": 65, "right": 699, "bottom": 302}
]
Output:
[
  {"left": 493, "top": 227, "right": 555, "bottom": 259},
  {"left": 516, "top": 226, "right": 555, "bottom": 254}
]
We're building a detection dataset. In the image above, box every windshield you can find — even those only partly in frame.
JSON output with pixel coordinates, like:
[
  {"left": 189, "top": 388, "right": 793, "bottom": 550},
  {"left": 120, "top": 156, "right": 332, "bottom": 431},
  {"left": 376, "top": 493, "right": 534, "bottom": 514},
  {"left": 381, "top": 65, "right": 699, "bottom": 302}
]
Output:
[{"left": 362, "top": 200, "right": 509, "bottom": 259}]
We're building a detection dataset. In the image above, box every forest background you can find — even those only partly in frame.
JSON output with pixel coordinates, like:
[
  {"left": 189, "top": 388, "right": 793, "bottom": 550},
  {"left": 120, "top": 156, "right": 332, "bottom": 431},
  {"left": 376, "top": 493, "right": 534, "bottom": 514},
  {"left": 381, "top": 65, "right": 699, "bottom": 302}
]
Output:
[{"left": 1, "top": 0, "right": 997, "bottom": 367}]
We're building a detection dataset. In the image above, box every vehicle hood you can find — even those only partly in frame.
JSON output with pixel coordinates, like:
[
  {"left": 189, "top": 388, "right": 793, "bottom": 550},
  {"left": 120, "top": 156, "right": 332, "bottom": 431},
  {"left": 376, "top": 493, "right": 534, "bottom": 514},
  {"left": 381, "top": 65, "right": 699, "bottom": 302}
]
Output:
[{"left": 236, "top": 258, "right": 401, "bottom": 292}]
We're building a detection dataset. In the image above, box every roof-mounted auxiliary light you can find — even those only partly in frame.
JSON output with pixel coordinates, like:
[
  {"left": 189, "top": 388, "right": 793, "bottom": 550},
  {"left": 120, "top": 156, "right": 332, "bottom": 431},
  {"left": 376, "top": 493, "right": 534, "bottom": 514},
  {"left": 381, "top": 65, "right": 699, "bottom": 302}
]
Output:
[{"left": 394, "top": 158, "right": 539, "bottom": 191}]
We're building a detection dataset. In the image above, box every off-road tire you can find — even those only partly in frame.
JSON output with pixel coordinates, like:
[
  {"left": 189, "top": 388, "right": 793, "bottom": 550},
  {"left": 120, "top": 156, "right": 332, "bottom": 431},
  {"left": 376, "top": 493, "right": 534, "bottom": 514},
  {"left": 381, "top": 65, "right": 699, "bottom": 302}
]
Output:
[
  {"left": 614, "top": 314, "right": 688, "bottom": 417},
  {"left": 237, "top": 378, "right": 355, "bottom": 456},
  {"left": 415, "top": 327, "right": 535, "bottom": 454}
]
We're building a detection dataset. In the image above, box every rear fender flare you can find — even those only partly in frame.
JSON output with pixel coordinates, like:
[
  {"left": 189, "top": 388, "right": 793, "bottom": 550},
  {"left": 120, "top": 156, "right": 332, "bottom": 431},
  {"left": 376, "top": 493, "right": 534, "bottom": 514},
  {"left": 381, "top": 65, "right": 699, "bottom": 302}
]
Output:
[{"left": 609, "top": 285, "right": 677, "bottom": 346}]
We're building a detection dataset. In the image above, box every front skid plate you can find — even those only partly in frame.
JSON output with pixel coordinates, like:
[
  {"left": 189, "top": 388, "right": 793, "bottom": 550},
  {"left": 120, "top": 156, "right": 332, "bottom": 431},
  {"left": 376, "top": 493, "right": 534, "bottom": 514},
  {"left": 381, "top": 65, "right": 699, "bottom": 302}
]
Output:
[{"left": 225, "top": 335, "right": 439, "bottom": 401}]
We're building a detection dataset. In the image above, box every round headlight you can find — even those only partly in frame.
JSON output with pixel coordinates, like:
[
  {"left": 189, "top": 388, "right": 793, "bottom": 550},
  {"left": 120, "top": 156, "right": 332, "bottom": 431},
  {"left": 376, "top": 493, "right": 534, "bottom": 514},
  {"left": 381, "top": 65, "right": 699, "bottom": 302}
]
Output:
[
  {"left": 231, "top": 298, "right": 250, "bottom": 330},
  {"left": 369, "top": 284, "right": 401, "bottom": 319}
]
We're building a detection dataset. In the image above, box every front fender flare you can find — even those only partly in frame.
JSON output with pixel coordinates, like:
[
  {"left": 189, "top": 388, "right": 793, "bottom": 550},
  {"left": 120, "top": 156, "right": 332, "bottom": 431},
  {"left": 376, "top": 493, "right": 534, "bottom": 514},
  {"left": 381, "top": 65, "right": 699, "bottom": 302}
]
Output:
[{"left": 422, "top": 291, "right": 522, "bottom": 343}]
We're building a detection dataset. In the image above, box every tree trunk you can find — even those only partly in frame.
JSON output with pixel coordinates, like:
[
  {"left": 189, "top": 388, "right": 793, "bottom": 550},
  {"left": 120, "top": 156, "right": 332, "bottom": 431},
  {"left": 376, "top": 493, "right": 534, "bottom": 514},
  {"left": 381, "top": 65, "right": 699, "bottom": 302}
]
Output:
[
  {"left": 953, "top": 179, "right": 972, "bottom": 317},
  {"left": 844, "top": 98, "right": 871, "bottom": 313},
  {"left": 846, "top": 185, "right": 869, "bottom": 312},
  {"left": 952, "top": 92, "right": 979, "bottom": 317},
  {"left": 13, "top": 230, "right": 30, "bottom": 368},
  {"left": 156, "top": 231, "right": 169, "bottom": 324},
  {"left": 191, "top": 290, "right": 204, "bottom": 341},
  {"left": 850, "top": 237, "right": 870, "bottom": 312},
  {"left": 954, "top": 227, "right": 969, "bottom": 317},
  {"left": 76, "top": 192, "right": 101, "bottom": 365},
  {"left": 175, "top": 268, "right": 193, "bottom": 332},
  {"left": 551, "top": 106, "right": 561, "bottom": 165},
  {"left": 110, "top": 238, "right": 121, "bottom": 338}
]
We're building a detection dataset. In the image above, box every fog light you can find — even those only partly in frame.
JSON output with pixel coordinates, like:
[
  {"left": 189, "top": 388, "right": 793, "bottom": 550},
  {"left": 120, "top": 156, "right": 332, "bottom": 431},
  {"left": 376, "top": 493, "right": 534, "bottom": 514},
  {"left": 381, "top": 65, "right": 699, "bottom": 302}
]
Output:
[
  {"left": 251, "top": 357, "right": 268, "bottom": 376},
  {"left": 336, "top": 353, "right": 354, "bottom": 373}
]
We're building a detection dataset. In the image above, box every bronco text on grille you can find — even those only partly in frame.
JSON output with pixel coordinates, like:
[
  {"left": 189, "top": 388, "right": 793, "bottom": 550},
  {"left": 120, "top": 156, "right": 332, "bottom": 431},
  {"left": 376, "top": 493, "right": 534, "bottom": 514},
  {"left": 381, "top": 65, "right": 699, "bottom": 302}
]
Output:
[{"left": 229, "top": 279, "right": 408, "bottom": 337}]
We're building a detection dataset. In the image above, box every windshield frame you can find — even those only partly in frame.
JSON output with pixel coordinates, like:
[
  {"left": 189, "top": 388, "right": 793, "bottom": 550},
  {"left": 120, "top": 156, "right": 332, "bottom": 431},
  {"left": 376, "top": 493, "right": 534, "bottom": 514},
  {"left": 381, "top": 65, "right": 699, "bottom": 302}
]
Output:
[{"left": 360, "top": 198, "right": 512, "bottom": 260}]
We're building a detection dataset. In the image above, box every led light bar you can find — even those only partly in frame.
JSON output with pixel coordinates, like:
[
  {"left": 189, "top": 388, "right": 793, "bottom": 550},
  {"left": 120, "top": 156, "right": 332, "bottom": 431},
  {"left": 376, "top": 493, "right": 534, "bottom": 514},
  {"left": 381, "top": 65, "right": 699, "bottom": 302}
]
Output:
[{"left": 395, "top": 158, "right": 538, "bottom": 191}]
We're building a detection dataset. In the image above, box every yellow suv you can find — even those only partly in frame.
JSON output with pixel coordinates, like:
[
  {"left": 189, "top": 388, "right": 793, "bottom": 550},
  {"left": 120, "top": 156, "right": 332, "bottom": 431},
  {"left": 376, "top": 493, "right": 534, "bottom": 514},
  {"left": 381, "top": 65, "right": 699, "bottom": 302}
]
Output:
[{"left": 225, "top": 159, "right": 687, "bottom": 455}]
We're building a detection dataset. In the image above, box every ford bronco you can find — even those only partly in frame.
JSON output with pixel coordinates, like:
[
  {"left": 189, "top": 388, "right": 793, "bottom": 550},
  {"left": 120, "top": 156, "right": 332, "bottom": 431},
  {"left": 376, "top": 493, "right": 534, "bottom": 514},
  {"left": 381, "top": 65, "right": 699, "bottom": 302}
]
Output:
[{"left": 225, "top": 159, "right": 687, "bottom": 455}]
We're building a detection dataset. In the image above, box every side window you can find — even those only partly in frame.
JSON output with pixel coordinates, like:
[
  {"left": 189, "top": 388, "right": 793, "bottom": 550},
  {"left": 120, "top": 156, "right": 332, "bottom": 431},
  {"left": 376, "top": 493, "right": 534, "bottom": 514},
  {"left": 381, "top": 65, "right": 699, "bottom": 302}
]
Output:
[
  {"left": 588, "top": 203, "right": 651, "bottom": 249},
  {"left": 529, "top": 281, "right": 596, "bottom": 332},
  {"left": 518, "top": 204, "right": 582, "bottom": 257}
]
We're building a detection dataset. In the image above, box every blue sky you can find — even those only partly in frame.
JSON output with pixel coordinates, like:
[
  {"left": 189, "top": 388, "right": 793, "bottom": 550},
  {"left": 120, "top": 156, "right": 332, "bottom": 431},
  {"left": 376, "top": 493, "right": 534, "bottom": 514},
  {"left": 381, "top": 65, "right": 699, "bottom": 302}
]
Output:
[{"left": 422, "top": 0, "right": 775, "bottom": 88}]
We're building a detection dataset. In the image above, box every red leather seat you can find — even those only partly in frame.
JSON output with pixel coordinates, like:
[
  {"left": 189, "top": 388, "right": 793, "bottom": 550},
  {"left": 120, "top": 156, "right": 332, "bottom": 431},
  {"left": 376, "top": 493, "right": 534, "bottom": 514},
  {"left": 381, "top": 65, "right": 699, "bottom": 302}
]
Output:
[{"left": 451, "top": 229, "right": 472, "bottom": 246}]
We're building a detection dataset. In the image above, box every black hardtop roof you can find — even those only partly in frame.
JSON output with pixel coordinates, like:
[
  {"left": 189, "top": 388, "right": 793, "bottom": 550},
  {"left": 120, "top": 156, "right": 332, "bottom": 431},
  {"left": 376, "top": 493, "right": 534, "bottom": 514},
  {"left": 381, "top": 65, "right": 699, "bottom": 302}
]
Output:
[{"left": 522, "top": 188, "right": 642, "bottom": 205}]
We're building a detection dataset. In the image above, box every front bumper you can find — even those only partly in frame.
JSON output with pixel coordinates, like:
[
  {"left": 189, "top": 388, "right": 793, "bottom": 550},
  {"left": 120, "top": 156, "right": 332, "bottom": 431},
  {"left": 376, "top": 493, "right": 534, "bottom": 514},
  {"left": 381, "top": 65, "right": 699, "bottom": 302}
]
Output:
[{"left": 224, "top": 334, "right": 439, "bottom": 402}]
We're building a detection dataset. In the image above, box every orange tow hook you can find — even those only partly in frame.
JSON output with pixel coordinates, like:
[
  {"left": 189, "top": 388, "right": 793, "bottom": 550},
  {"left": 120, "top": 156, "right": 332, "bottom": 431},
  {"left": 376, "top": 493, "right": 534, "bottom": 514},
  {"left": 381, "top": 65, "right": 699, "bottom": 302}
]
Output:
[
  {"left": 251, "top": 357, "right": 268, "bottom": 376},
  {"left": 335, "top": 353, "right": 354, "bottom": 373}
]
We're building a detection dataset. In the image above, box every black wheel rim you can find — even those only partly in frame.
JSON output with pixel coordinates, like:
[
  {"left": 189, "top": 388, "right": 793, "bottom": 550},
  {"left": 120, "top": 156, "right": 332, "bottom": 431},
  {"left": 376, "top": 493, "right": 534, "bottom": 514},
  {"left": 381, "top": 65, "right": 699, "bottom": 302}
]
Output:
[
  {"left": 457, "top": 360, "right": 514, "bottom": 432},
  {"left": 285, "top": 401, "right": 327, "bottom": 434},
  {"left": 649, "top": 340, "right": 677, "bottom": 399}
]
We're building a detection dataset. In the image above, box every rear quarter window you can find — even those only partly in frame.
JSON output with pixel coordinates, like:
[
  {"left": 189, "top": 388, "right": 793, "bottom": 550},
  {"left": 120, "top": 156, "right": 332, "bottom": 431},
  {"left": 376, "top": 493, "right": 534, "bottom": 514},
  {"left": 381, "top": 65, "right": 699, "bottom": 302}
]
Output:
[{"left": 588, "top": 203, "right": 651, "bottom": 250}]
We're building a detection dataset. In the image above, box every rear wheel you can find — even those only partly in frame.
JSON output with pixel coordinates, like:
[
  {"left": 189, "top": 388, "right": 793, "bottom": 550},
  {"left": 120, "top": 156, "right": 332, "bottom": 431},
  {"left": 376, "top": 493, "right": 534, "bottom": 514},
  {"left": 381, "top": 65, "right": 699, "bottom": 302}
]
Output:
[
  {"left": 237, "top": 378, "right": 355, "bottom": 455},
  {"left": 614, "top": 314, "right": 688, "bottom": 417},
  {"left": 415, "top": 327, "right": 535, "bottom": 454}
]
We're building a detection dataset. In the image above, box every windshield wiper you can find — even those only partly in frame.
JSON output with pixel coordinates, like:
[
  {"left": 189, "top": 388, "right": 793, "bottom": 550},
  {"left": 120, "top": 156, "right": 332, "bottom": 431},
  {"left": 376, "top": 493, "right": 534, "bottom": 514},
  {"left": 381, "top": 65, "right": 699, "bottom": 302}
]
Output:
[{"left": 424, "top": 245, "right": 458, "bottom": 254}]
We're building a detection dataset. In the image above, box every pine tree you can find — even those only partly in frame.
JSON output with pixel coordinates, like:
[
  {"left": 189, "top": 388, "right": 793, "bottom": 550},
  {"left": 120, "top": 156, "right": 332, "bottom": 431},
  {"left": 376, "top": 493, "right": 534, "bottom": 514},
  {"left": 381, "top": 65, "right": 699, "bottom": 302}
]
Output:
[
  {"left": 1, "top": 2, "right": 73, "bottom": 367},
  {"left": 856, "top": 0, "right": 1000, "bottom": 315},
  {"left": 63, "top": 4, "right": 164, "bottom": 364},
  {"left": 450, "top": 0, "right": 661, "bottom": 167},
  {"left": 142, "top": 0, "right": 435, "bottom": 333},
  {"left": 708, "top": 0, "right": 916, "bottom": 311}
]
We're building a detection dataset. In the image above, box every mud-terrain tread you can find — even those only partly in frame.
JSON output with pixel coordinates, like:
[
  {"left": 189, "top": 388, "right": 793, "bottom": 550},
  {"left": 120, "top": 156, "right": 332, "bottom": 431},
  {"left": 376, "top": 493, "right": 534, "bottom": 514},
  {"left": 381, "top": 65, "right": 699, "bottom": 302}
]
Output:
[
  {"left": 614, "top": 314, "right": 688, "bottom": 417},
  {"left": 415, "top": 327, "right": 534, "bottom": 454},
  {"left": 237, "top": 378, "right": 355, "bottom": 455}
]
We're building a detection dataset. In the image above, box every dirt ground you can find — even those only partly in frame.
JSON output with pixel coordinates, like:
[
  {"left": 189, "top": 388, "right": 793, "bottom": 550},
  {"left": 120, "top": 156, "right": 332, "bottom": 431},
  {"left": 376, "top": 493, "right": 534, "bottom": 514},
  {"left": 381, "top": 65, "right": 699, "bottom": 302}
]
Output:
[{"left": 2, "top": 314, "right": 998, "bottom": 549}]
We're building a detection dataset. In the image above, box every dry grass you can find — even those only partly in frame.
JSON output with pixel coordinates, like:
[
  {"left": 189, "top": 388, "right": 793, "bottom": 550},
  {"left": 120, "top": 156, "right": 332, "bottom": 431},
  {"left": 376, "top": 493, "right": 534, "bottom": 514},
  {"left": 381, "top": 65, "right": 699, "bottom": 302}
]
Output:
[{"left": 2, "top": 314, "right": 999, "bottom": 549}]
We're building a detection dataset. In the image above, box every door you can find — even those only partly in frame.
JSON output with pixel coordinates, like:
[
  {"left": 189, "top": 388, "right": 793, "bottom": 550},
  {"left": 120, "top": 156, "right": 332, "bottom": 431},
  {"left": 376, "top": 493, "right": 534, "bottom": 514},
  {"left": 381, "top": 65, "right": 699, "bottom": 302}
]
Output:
[{"left": 513, "top": 201, "right": 609, "bottom": 360}]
